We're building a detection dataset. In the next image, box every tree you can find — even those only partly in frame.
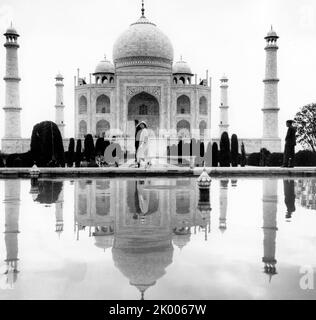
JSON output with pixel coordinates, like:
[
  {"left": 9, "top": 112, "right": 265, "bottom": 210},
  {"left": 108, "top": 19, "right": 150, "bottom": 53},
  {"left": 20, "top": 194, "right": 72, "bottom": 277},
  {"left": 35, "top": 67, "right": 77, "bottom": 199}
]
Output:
[
  {"left": 84, "top": 134, "right": 95, "bottom": 162},
  {"left": 240, "top": 142, "right": 246, "bottom": 167},
  {"left": 231, "top": 134, "right": 239, "bottom": 167},
  {"left": 95, "top": 137, "right": 106, "bottom": 156},
  {"left": 294, "top": 103, "right": 316, "bottom": 151},
  {"left": 212, "top": 142, "right": 219, "bottom": 167},
  {"left": 219, "top": 132, "right": 231, "bottom": 167},
  {"left": 75, "top": 139, "right": 82, "bottom": 168},
  {"left": 259, "top": 148, "right": 271, "bottom": 167},
  {"left": 30, "top": 121, "right": 65, "bottom": 167},
  {"left": 67, "top": 138, "right": 75, "bottom": 167}
]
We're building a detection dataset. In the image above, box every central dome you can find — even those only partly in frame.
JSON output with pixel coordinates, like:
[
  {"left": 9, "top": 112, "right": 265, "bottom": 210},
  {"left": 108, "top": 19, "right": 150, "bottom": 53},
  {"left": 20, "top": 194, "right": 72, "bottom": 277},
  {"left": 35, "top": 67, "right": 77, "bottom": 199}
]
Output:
[{"left": 113, "top": 14, "right": 174, "bottom": 70}]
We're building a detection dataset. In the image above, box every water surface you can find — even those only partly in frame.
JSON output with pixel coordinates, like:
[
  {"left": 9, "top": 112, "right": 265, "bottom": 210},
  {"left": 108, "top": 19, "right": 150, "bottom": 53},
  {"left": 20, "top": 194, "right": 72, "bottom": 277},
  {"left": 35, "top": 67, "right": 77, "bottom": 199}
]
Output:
[{"left": 0, "top": 177, "right": 315, "bottom": 300}]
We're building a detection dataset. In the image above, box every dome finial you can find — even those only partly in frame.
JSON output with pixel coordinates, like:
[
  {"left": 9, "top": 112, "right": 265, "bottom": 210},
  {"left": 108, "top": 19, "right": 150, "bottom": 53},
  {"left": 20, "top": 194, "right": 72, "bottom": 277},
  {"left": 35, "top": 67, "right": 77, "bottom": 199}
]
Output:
[{"left": 141, "top": 0, "right": 145, "bottom": 17}]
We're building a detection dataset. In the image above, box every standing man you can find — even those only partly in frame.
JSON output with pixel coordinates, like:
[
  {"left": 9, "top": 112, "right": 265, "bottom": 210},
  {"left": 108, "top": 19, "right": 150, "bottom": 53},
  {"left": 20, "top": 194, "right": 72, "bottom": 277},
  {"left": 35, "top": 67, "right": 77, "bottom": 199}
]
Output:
[
  {"left": 282, "top": 120, "right": 296, "bottom": 168},
  {"left": 135, "top": 120, "right": 140, "bottom": 163}
]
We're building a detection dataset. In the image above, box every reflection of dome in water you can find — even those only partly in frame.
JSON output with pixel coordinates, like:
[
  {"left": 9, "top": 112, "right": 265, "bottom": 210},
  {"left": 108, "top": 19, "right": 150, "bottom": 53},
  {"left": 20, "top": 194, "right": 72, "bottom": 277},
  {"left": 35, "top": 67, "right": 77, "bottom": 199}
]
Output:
[
  {"left": 172, "top": 233, "right": 191, "bottom": 250},
  {"left": 112, "top": 245, "right": 173, "bottom": 299}
]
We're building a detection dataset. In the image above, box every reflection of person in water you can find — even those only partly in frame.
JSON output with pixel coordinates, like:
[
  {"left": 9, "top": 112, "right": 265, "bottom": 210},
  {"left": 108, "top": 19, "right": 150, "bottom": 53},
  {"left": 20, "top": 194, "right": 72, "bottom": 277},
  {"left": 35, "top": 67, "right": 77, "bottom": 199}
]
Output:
[
  {"left": 130, "top": 181, "right": 159, "bottom": 220},
  {"left": 284, "top": 180, "right": 296, "bottom": 219},
  {"left": 137, "top": 181, "right": 149, "bottom": 214}
]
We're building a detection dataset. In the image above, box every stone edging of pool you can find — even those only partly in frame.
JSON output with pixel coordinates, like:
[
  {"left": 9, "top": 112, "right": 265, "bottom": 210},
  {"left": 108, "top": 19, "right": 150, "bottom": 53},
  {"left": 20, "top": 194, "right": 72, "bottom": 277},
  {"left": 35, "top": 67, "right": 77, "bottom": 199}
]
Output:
[{"left": 0, "top": 167, "right": 316, "bottom": 178}]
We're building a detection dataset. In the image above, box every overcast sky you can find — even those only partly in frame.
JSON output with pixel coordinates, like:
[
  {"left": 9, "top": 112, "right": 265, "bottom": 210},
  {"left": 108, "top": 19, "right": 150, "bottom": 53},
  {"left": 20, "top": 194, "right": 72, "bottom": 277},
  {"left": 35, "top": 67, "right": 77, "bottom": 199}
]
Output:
[{"left": 0, "top": 0, "right": 316, "bottom": 141}]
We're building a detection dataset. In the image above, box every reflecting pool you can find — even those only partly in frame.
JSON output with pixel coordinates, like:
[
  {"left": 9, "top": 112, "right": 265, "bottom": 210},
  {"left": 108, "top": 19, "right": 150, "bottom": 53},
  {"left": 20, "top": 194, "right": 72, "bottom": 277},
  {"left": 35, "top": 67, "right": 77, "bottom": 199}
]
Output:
[{"left": 0, "top": 177, "right": 316, "bottom": 300}]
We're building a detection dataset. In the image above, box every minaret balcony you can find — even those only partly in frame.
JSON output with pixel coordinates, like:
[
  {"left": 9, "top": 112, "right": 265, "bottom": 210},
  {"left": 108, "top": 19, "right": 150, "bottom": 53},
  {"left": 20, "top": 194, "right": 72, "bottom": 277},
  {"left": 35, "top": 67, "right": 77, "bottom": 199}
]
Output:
[
  {"left": 4, "top": 42, "right": 19, "bottom": 48},
  {"left": 3, "top": 76, "right": 21, "bottom": 82}
]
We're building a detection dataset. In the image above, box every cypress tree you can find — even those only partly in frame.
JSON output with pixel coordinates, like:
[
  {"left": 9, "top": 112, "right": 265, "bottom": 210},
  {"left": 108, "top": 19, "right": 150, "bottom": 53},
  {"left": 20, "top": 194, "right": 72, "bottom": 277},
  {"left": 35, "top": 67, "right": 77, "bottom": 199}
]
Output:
[
  {"left": 240, "top": 142, "right": 246, "bottom": 167},
  {"left": 231, "top": 134, "right": 239, "bottom": 167},
  {"left": 212, "top": 142, "right": 219, "bottom": 167},
  {"left": 75, "top": 139, "right": 82, "bottom": 168},
  {"left": 84, "top": 134, "right": 95, "bottom": 162},
  {"left": 219, "top": 132, "right": 231, "bottom": 167},
  {"left": 67, "top": 138, "right": 75, "bottom": 167}
]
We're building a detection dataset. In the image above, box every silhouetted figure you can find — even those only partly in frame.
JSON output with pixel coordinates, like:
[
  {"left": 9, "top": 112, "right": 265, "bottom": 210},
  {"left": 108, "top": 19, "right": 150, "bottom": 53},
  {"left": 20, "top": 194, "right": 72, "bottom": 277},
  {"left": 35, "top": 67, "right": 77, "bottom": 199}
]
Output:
[
  {"left": 283, "top": 180, "right": 296, "bottom": 219},
  {"left": 135, "top": 120, "right": 140, "bottom": 162},
  {"left": 282, "top": 120, "right": 296, "bottom": 167}
]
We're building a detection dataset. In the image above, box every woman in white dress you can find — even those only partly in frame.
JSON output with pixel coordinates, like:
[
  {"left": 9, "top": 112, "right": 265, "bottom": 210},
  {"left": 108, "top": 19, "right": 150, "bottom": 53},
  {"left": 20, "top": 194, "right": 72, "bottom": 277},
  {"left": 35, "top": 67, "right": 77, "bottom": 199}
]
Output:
[{"left": 136, "top": 121, "right": 151, "bottom": 168}]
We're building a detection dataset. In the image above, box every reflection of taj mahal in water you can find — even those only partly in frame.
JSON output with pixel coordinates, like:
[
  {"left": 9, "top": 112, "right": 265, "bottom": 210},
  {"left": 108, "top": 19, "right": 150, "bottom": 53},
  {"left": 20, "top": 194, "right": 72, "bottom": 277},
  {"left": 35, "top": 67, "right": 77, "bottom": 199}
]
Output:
[{"left": 1, "top": 178, "right": 280, "bottom": 296}]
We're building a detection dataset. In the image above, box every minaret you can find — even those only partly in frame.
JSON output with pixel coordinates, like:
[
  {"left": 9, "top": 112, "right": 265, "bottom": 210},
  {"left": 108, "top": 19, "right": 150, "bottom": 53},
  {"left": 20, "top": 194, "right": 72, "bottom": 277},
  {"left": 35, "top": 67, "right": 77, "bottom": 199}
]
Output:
[
  {"left": 219, "top": 75, "right": 229, "bottom": 137},
  {"left": 55, "top": 73, "right": 65, "bottom": 137},
  {"left": 262, "top": 27, "right": 281, "bottom": 152},
  {"left": 2, "top": 24, "right": 22, "bottom": 154},
  {"left": 3, "top": 180, "right": 21, "bottom": 287},
  {"left": 262, "top": 179, "right": 278, "bottom": 282}
]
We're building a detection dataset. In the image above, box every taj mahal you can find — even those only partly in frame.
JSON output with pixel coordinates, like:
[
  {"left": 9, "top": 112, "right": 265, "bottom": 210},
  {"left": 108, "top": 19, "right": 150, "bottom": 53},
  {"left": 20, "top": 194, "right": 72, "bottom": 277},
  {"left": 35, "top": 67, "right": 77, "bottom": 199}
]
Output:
[{"left": 1, "top": 1, "right": 281, "bottom": 155}]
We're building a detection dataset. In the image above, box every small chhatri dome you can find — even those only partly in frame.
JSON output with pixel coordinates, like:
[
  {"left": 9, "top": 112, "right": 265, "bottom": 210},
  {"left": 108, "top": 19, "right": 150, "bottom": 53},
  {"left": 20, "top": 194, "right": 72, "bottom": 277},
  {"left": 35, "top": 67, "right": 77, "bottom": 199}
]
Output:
[
  {"left": 55, "top": 73, "right": 64, "bottom": 80},
  {"left": 265, "top": 26, "right": 278, "bottom": 39},
  {"left": 173, "top": 57, "right": 192, "bottom": 75},
  {"left": 112, "top": 2, "right": 174, "bottom": 70},
  {"left": 4, "top": 23, "right": 19, "bottom": 36},
  {"left": 94, "top": 56, "right": 115, "bottom": 74}
]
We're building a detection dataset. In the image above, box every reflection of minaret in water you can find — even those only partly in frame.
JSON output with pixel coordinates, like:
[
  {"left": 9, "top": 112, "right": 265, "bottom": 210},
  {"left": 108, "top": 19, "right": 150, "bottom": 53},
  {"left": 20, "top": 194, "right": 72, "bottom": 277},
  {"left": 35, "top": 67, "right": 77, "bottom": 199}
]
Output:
[
  {"left": 262, "top": 179, "right": 278, "bottom": 281},
  {"left": 219, "top": 180, "right": 229, "bottom": 232},
  {"left": 55, "top": 186, "right": 64, "bottom": 235},
  {"left": 3, "top": 180, "right": 21, "bottom": 287}
]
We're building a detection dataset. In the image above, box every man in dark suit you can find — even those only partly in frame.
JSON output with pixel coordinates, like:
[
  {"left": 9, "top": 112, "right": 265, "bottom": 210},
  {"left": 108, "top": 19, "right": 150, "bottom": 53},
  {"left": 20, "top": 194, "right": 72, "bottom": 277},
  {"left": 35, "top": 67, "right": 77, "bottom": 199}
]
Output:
[{"left": 282, "top": 120, "right": 296, "bottom": 167}]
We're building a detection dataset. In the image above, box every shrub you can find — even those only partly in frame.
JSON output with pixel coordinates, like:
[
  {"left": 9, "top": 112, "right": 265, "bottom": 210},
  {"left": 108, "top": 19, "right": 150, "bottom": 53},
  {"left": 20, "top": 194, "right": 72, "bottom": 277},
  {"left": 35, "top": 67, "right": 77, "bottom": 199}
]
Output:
[
  {"left": 84, "top": 134, "right": 95, "bottom": 162},
  {"left": 200, "top": 142, "right": 205, "bottom": 158},
  {"left": 267, "top": 153, "right": 284, "bottom": 167},
  {"left": 6, "top": 151, "right": 34, "bottom": 168},
  {"left": 67, "top": 138, "right": 75, "bottom": 167},
  {"left": 240, "top": 142, "right": 246, "bottom": 167},
  {"left": 295, "top": 150, "right": 316, "bottom": 166},
  {"left": 0, "top": 154, "right": 5, "bottom": 167},
  {"left": 30, "top": 121, "right": 65, "bottom": 167},
  {"left": 95, "top": 137, "right": 106, "bottom": 156},
  {"left": 75, "top": 139, "right": 82, "bottom": 168},
  {"left": 259, "top": 148, "right": 271, "bottom": 166},
  {"left": 212, "top": 142, "right": 219, "bottom": 167},
  {"left": 231, "top": 134, "right": 239, "bottom": 167},
  {"left": 219, "top": 132, "right": 231, "bottom": 167},
  {"left": 247, "top": 153, "right": 260, "bottom": 166}
]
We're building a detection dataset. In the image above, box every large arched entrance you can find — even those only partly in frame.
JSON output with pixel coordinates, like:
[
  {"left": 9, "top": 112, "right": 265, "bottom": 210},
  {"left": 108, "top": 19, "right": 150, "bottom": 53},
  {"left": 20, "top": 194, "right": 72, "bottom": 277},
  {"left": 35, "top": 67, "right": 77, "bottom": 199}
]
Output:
[{"left": 127, "top": 92, "right": 160, "bottom": 137}]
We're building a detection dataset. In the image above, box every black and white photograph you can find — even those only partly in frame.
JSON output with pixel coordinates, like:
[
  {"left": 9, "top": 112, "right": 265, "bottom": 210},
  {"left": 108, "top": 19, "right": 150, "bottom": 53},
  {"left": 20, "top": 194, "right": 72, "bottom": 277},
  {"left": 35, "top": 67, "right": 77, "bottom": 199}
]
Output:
[{"left": 0, "top": 0, "right": 316, "bottom": 310}]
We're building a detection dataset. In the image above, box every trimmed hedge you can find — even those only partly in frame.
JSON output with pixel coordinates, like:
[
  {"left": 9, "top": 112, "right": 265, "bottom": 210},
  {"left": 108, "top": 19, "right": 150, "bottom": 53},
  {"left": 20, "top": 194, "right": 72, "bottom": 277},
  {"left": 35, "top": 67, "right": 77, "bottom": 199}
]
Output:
[
  {"left": 295, "top": 151, "right": 316, "bottom": 166},
  {"left": 247, "top": 153, "right": 260, "bottom": 166},
  {"left": 247, "top": 150, "right": 316, "bottom": 167},
  {"left": 267, "top": 153, "right": 283, "bottom": 167}
]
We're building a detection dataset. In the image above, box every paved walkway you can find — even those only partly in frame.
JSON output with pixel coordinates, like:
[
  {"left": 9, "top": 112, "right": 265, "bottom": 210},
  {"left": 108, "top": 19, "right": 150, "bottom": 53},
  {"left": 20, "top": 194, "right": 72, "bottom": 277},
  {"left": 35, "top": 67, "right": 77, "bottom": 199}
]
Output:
[{"left": 0, "top": 166, "right": 316, "bottom": 178}]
